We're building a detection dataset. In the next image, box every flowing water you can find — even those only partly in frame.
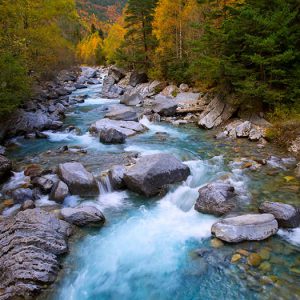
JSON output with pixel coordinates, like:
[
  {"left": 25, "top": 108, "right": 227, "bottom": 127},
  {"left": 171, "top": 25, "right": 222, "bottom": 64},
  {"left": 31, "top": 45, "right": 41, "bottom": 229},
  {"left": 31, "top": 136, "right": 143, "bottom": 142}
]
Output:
[{"left": 5, "top": 80, "right": 300, "bottom": 300}]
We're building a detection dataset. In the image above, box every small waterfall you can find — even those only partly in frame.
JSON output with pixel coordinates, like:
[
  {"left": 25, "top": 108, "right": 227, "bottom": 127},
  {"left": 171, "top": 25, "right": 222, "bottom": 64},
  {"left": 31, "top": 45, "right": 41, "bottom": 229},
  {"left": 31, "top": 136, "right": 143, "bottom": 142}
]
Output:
[{"left": 97, "top": 173, "right": 113, "bottom": 195}]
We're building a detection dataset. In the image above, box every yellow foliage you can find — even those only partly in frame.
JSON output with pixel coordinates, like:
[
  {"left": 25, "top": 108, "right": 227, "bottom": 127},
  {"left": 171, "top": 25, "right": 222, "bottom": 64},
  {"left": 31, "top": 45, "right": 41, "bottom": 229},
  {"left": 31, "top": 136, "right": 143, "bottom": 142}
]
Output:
[{"left": 77, "top": 32, "right": 104, "bottom": 65}]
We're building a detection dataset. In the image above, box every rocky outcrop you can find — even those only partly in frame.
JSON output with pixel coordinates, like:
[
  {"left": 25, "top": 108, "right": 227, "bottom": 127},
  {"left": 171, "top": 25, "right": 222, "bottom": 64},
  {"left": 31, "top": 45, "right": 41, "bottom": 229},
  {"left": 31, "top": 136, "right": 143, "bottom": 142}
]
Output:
[
  {"left": 0, "top": 156, "right": 12, "bottom": 182},
  {"left": 61, "top": 206, "right": 105, "bottom": 227},
  {"left": 58, "top": 162, "right": 99, "bottom": 197},
  {"left": 0, "top": 209, "right": 72, "bottom": 300},
  {"left": 211, "top": 214, "right": 278, "bottom": 243},
  {"left": 105, "top": 105, "right": 139, "bottom": 121},
  {"left": 90, "top": 118, "right": 147, "bottom": 137},
  {"left": 120, "top": 93, "right": 144, "bottom": 106},
  {"left": 124, "top": 154, "right": 190, "bottom": 197},
  {"left": 198, "top": 96, "right": 236, "bottom": 129},
  {"left": 108, "top": 66, "right": 126, "bottom": 82},
  {"left": 129, "top": 72, "right": 148, "bottom": 87},
  {"left": 194, "top": 181, "right": 236, "bottom": 216},
  {"left": 152, "top": 95, "right": 178, "bottom": 116},
  {"left": 100, "top": 128, "right": 127, "bottom": 144},
  {"left": 49, "top": 180, "right": 69, "bottom": 203},
  {"left": 259, "top": 201, "right": 300, "bottom": 228}
]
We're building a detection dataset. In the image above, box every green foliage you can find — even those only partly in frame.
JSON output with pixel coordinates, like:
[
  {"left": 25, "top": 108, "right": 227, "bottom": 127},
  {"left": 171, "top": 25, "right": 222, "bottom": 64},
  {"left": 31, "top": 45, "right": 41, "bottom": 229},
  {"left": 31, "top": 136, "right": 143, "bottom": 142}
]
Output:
[
  {"left": 117, "top": 0, "right": 158, "bottom": 70},
  {"left": 0, "top": 53, "right": 30, "bottom": 117},
  {"left": 191, "top": 0, "right": 300, "bottom": 109}
]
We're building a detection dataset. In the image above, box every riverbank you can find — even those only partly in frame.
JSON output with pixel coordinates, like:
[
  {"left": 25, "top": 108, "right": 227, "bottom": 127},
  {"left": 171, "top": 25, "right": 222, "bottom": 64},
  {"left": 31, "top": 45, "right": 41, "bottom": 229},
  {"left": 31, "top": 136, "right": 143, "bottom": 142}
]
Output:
[{"left": 0, "top": 66, "right": 299, "bottom": 300}]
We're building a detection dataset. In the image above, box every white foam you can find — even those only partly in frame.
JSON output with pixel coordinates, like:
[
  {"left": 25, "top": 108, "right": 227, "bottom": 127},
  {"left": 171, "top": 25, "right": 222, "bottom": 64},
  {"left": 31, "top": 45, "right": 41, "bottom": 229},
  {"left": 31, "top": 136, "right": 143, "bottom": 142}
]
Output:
[{"left": 278, "top": 228, "right": 300, "bottom": 246}]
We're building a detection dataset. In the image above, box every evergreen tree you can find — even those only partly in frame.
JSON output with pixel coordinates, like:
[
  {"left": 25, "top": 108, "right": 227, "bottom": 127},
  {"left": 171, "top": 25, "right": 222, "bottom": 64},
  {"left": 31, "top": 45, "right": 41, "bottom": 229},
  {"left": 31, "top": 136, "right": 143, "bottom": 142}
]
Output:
[{"left": 118, "top": 0, "right": 158, "bottom": 70}]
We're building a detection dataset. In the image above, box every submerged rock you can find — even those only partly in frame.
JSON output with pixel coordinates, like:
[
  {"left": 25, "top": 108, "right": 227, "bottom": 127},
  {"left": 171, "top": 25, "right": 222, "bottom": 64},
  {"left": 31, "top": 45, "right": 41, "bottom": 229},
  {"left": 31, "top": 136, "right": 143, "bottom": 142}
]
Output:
[
  {"left": 124, "top": 154, "right": 190, "bottom": 197},
  {"left": 100, "top": 128, "right": 127, "bottom": 144},
  {"left": 0, "top": 155, "right": 12, "bottom": 182},
  {"left": 61, "top": 206, "right": 105, "bottom": 227},
  {"left": 49, "top": 180, "right": 69, "bottom": 203},
  {"left": 0, "top": 208, "right": 72, "bottom": 300},
  {"left": 58, "top": 162, "right": 98, "bottom": 197},
  {"left": 259, "top": 201, "right": 300, "bottom": 228},
  {"left": 211, "top": 214, "right": 278, "bottom": 243},
  {"left": 90, "top": 118, "right": 147, "bottom": 137},
  {"left": 194, "top": 181, "right": 236, "bottom": 216}
]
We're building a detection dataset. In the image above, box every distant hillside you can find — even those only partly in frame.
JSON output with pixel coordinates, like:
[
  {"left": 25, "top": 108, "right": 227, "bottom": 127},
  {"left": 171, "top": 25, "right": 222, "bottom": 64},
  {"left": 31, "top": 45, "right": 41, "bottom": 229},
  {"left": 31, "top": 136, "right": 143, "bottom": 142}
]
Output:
[{"left": 76, "top": 0, "right": 127, "bottom": 21}]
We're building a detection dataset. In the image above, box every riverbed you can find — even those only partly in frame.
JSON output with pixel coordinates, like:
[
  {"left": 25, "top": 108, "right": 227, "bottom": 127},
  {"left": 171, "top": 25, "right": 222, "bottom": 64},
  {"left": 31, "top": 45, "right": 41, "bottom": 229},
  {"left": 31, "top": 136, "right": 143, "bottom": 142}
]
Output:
[{"left": 6, "top": 81, "right": 300, "bottom": 300}]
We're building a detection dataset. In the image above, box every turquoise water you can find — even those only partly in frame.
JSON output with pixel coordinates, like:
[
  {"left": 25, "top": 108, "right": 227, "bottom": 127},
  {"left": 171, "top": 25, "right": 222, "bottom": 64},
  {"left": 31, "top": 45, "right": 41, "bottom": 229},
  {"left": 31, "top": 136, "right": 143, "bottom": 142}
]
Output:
[{"left": 7, "top": 83, "right": 300, "bottom": 300}]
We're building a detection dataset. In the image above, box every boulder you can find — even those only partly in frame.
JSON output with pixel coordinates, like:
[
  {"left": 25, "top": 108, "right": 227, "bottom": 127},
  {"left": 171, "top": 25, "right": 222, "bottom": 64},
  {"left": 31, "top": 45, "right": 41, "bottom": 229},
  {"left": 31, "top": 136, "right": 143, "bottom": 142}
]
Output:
[
  {"left": 108, "top": 165, "right": 126, "bottom": 190},
  {"left": 0, "top": 155, "right": 12, "bottom": 182},
  {"left": 249, "top": 126, "right": 263, "bottom": 141},
  {"left": 108, "top": 66, "right": 126, "bottom": 82},
  {"left": 179, "top": 83, "right": 189, "bottom": 92},
  {"left": 49, "top": 180, "right": 69, "bottom": 203},
  {"left": 129, "top": 72, "right": 148, "bottom": 87},
  {"left": 259, "top": 201, "right": 300, "bottom": 228},
  {"left": 100, "top": 128, "right": 127, "bottom": 144},
  {"left": 90, "top": 118, "right": 147, "bottom": 137},
  {"left": 58, "top": 162, "right": 99, "bottom": 197},
  {"left": 194, "top": 181, "right": 236, "bottom": 216},
  {"left": 211, "top": 214, "right": 278, "bottom": 243},
  {"left": 120, "top": 93, "right": 143, "bottom": 106},
  {"left": 198, "top": 96, "right": 236, "bottom": 129},
  {"left": 61, "top": 206, "right": 105, "bottom": 227},
  {"left": 81, "top": 66, "right": 97, "bottom": 79},
  {"left": 21, "top": 199, "right": 36, "bottom": 210},
  {"left": 0, "top": 209, "right": 71, "bottom": 300},
  {"left": 124, "top": 154, "right": 190, "bottom": 197},
  {"left": 12, "top": 188, "right": 33, "bottom": 204},
  {"left": 161, "top": 85, "right": 179, "bottom": 98},
  {"left": 236, "top": 121, "right": 252, "bottom": 137},
  {"left": 105, "top": 106, "right": 139, "bottom": 121},
  {"left": 31, "top": 176, "right": 54, "bottom": 194},
  {"left": 152, "top": 95, "right": 178, "bottom": 116},
  {"left": 101, "top": 75, "right": 116, "bottom": 98},
  {"left": 175, "top": 92, "right": 200, "bottom": 105}
]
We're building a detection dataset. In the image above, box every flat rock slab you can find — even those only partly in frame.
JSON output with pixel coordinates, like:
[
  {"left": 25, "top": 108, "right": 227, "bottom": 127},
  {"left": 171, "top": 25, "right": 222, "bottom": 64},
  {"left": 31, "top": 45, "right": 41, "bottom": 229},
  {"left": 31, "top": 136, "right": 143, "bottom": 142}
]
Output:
[
  {"left": 259, "top": 201, "right": 300, "bottom": 228},
  {"left": 175, "top": 92, "right": 200, "bottom": 105},
  {"left": 0, "top": 208, "right": 72, "bottom": 300},
  {"left": 58, "top": 162, "right": 99, "bottom": 197},
  {"left": 61, "top": 206, "right": 105, "bottom": 227},
  {"left": 105, "top": 105, "right": 139, "bottom": 121},
  {"left": 124, "top": 154, "right": 190, "bottom": 197},
  {"left": 211, "top": 214, "right": 278, "bottom": 243},
  {"left": 90, "top": 118, "right": 147, "bottom": 137}
]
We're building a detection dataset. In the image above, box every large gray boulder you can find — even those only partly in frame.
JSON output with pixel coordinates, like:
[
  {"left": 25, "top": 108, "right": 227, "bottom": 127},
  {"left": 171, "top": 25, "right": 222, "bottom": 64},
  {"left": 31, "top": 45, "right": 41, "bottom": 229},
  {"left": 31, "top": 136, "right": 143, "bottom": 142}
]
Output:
[
  {"left": 259, "top": 201, "right": 300, "bottom": 228},
  {"left": 152, "top": 95, "right": 178, "bottom": 117},
  {"left": 108, "top": 66, "right": 126, "bottom": 82},
  {"left": 49, "top": 180, "right": 69, "bottom": 203},
  {"left": 105, "top": 105, "right": 139, "bottom": 121},
  {"left": 100, "top": 128, "right": 126, "bottom": 144},
  {"left": 194, "top": 181, "right": 236, "bottom": 216},
  {"left": 58, "top": 162, "right": 99, "bottom": 197},
  {"left": 120, "top": 93, "right": 143, "bottom": 106},
  {"left": 198, "top": 96, "right": 236, "bottom": 129},
  {"left": 61, "top": 206, "right": 105, "bottom": 227},
  {"left": 211, "top": 214, "right": 278, "bottom": 243},
  {"left": 0, "top": 209, "right": 72, "bottom": 300},
  {"left": 124, "top": 154, "right": 190, "bottom": 197},
  {"left": 81, "top": 66, "right": 97, "bottom": 79},
  {"left": 90, "top": 118, "right": 147, "bottom": 137},
  {"left": 129, "top": 72, "right": 148, "bottom": 87},
  {"left": 0, "top": 155, "right": 12, "bottom": 182}
]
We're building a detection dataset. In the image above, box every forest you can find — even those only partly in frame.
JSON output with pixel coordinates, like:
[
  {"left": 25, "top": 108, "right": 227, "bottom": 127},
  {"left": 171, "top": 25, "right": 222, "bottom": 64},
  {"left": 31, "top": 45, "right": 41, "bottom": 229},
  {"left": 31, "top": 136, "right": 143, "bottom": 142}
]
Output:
[{"left": 0, "top": 0, "right": 299, "bottom": 119}]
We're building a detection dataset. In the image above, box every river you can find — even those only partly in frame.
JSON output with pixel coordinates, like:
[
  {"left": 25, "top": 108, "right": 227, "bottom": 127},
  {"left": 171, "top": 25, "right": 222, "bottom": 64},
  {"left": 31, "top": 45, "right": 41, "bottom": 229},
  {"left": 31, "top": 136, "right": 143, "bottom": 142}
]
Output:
[{"left": 6, "top": 80, "right": 300, "bottom": 300}]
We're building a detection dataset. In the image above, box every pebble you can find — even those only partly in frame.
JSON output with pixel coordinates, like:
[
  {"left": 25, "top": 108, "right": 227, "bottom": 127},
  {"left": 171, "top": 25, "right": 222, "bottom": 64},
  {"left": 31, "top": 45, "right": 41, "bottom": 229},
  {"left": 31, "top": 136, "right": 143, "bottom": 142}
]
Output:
[
  {"left": 259, "top": 261, "right": 272, "bottom": 272},
  {"left": 231, "top": 254, "right": 242, "bottom": 263},
  {"left": 211, "top": 238, "right": 224, "bottom": 248},
  {"left": 236, "top": 249, "right": 250, "bottom": 257},
  {"left": 258, "top": 248, "right": 271, "bottom": 260},
  {"left": 247, "top": 253, "right": 262, "bottom": 267}
]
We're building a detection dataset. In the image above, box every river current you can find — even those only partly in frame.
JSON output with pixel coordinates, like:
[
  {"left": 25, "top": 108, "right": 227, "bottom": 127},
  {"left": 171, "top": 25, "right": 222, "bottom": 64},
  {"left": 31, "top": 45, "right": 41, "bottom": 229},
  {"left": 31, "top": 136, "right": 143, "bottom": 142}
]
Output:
[{"left": 6, "top": 81, "right": 300, "bottom": 300}]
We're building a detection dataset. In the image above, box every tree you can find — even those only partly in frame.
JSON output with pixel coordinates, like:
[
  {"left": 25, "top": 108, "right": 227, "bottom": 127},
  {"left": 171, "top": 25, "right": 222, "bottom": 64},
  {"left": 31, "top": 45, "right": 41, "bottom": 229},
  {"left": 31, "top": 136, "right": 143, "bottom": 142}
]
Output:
[{"left": 118, "top": 0, "right": 158, "bottom": 70}]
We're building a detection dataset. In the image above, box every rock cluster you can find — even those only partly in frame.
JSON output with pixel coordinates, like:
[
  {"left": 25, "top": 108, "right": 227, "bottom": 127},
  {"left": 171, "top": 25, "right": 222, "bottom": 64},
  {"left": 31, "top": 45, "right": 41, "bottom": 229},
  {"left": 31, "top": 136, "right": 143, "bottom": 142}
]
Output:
[{"left": 0, "top": 209, "right": 72, "bottom": 300}]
